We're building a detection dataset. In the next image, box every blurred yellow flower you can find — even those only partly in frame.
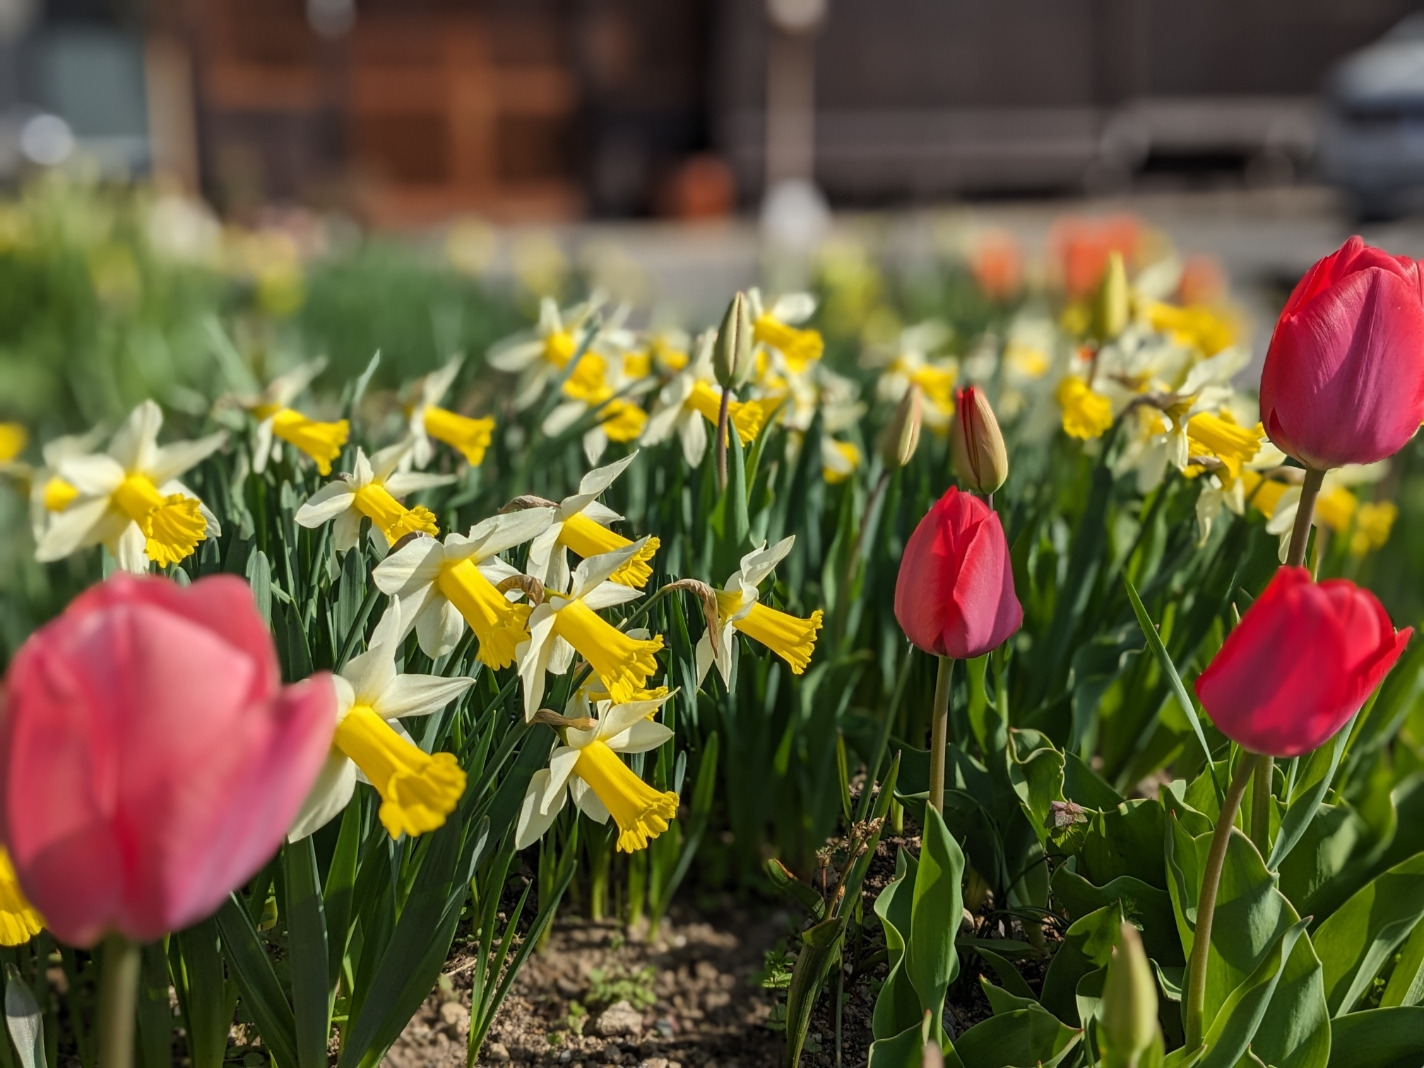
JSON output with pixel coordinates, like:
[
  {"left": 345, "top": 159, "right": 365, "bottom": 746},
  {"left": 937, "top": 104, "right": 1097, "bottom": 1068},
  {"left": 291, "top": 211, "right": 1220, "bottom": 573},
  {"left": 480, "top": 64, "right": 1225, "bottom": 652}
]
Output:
[
  {"left": 1057, "top": 375, "right": 1113, "bottom": 440},
  {"left": 0, "top": 423, "right": 27, "bottom": 463}
]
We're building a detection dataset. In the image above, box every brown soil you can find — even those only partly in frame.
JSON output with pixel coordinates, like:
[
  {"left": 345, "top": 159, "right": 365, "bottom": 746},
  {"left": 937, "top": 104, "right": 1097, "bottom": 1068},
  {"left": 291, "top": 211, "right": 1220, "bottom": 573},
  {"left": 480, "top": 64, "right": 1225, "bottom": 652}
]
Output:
[{"left": 386, "top": 903, "right": 792, "bottom": 1068}]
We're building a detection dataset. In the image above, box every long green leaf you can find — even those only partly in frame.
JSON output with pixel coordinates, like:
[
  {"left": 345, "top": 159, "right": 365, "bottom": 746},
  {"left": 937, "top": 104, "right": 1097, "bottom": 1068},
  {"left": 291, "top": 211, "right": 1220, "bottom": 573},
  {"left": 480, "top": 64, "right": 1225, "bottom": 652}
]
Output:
[{"left": 214, "top": 895, "right": 300, "bottom": 1068}]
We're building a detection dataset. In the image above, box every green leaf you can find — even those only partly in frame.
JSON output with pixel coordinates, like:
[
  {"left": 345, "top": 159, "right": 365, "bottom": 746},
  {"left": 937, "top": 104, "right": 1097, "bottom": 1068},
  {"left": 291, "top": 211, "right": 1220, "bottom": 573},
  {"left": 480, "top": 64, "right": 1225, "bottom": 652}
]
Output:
[
  {"left": 1124, "top": 576, "right": 1217, "bottom": 792},
  {"left": 1380, "top": 918, "right": 1424, "bottom": 1008},
  {"left": 947, "top": 1004, "right": 1084, "bottom": 1067},
  {"left": 1314, "top": 852, "right": 1424, "bottom": 1015},
  {"left": 1195, "top": 919, "right": 1309, "bottom": 1068},
  {"left": 905, "top": 805, "right": 964, "bottom": 1040},
  {"left": 1325, "top": 1006, "right": 1424, "bottom": 1068},
  {"left": 1269, "top": 726, "right": 1349, "bottom": 871},
  {"left": 1040, "top": 902, "right": 1123, "bottom": 1025},
  {"left": 173, "top": 920, "right": 233, "bottom": 1068},
  {"left": 214, "top": 894, "right": 300, "bottom": 1068},
  {"left": 283, "top": 837, "right": 331, "bottom": 1068},
  {"left": 872, "top": 850, "right": 921, "bottom": 1041}
]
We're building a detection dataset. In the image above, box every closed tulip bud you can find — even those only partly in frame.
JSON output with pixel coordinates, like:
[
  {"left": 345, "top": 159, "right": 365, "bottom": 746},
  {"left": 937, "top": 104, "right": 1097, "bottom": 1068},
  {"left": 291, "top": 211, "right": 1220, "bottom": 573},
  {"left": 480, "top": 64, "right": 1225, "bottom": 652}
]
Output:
[
  {"left": 1099, "top": 924, "right": 1160, "bottom": 1066},
  {"left": 894, "top": 486, "right": 1022, "bottom": 659},
  {"left": 879, "top": 383, "right": 923, "bottom": 469},
  {"left": 0, "top": 574, "right": 336, "bottom": 946},
  {"left": 1260, "top": 236, "right": 1424, "bottom": 470},
  {"left": 713, "top": 290, "right": 754, "bottom": 391},
  {"left": 1093, "top": 250, "right": 1130, "bottom": 341},
  {"left": 1195, "top": 567, "right": 1411, "bottom": 758},
  {"left": 950, "top": 386, "right": 1007, "bottom": 494}
]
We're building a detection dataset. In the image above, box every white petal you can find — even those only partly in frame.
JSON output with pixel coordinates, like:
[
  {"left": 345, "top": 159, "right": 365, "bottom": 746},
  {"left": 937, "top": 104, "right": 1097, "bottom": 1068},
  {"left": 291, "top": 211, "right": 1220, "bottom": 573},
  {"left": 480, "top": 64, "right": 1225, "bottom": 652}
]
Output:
[
  {"left": 466, "top": 507, "right": 557, "bottom": 559},
  {"left": 542, "top": 401, "right": 586, "bottom": 437},
  {"left": 332, "top": 509, "right": 363, "bottom": 552},
  {"left": 113, "top": 523, "right": 149, "bottom": 573},
  {"left": 770, "top": 292, "right": 816, "bottom": 324},
  {"left": 332, "top": 675, "right": 357, "bottom": 714},
  {"left": 109, "top": 400, "right": 163, "bottom": 472},
  {"left": 582, "top": 426, "right": 608, "bottom": 466},
  {"left": 416, "top": 596, "right": 466, "bottom": 659},
  {"left": 374, "top": 673, "right": 476, "bottom": 719},
  {"left": 339, "top": 644, "right": 398, "bottom": 706},
  {"left": 267, "top": 358, "right": 327, "bottom": 406},
  {"left": 515, "top": 769, "right": 565, "bottom": 849},
  {"left": 371, "top": 441, "right": 414, "bottom": 481},
  {"left": 524, "top": 523, "right": 561, "bottom": 585},
  {"left": 295, "top": 481, "right": 356, "bottom": 527},
  {"left": 736, "top": 536, "right": 796, "bottom": 591},
  {"left": 581, "top": 581, "right": 643, "bottom": 612},
  {"left": 57, "top": 454, "right": 125, "bottom": 495},
  {"left": 519, "top": 607, "right": 558, "bottom": 720},
  {"left": 487, "top": 338, "right": 544, "bottom": 373},
  {"left": 423, "top": 356, "right": 463, "bottom": 406},
  {"left": 563, "top": 452, "right": 637, "bottom": 515},
  {"left": 287, "top": 754, "right": 358, "bottom": 841},
  {"left": 600, "top": 693, "right": 674, "bottom": 742},
  {"left": 582, "top": 501, "right": 623, "bottom": 526},
  {"left": 681, "top": 413, "right": 708, "bottom": 468},
  {"left": 695, "top": 631, "right": 715, "bottom": 684},
  {"left": 384, "top": 471, "right": 457, "bottom": 497},
  {"left": 608, "top": 720, "right": 674, "bottom": 754},
  {"left": 148, "top": 432, "right": 227, "bottom": 484},
  {"left": 34, "top": 497, "right": 115, "bottom": 561},
  {"left": 569, "top": 538, "right": 650, "bottom": 597},
  {"left": 252, "top": 419, "right": 275, "bottom": 474},
  {"left": 372, "top": 535, "right": 445, "bottom": 595},
  {"left": 571, "top": 778, "right": 611, "bottom": 823},
  {"left": 544, "top": 747, "right": 581, "bottom": 810}
]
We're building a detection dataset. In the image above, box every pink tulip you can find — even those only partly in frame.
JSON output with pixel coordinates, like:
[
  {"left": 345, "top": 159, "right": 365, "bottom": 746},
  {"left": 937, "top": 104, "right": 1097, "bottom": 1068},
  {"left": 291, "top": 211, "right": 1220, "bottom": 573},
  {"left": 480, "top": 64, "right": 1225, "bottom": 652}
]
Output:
[
  {"left": 1259, "top": 236, "right": 1424, "bottom": 470},
  {"left": 0, "top": 574, "right": 334, "bottom": 946}
]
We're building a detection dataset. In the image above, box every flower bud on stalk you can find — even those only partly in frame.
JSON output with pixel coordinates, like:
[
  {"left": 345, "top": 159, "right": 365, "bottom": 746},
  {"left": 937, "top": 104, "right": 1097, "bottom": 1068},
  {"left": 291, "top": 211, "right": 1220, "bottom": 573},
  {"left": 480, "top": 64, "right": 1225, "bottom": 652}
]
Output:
[
  {"left": 713, "top": 291, "right": 754, "bottom": 391},
  {"left": 1099, "top": 924, "right": 1160, "bottom": 1068},
  {"left": 879, "top": 383, "right": 923, "bottom": 469},
  {"left": 950, "top": 386, "right": 1007, "bottom": 494},
  {"left": 1093, "top": 250, "right": 1131, "bottom": 342}
]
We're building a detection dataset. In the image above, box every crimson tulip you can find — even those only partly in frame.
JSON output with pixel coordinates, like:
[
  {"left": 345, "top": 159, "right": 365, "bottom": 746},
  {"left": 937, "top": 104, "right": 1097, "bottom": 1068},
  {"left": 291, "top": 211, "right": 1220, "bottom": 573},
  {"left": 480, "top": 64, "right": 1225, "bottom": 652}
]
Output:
[
  {"left": 894, "top": 486, "right": 1022, "bottom": 659},
  {"left": 1260, "top": 236, "right": 1424, "bottom": 470},
  {"left": 1195, "top": 567, "right": 1410, "bottom": 758},
  {"left": 0, "top": 573, "right": 335, "bottom": 947}
]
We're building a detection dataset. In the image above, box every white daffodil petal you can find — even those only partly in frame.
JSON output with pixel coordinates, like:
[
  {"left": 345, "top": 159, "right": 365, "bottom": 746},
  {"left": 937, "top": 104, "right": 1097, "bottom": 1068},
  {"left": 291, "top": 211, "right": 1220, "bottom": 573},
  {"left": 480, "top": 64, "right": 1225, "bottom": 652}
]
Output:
[
  {"left": 582, "top": 501, "right": 623, "bottom": 526},
  {"left": 516, "top": 769, "right": 565, "bottom": 849},
  {"left": 372, "top": 535, "right": 446, "bottom": 595},
  {"left": 736, "top": 536, "right": 796, "bottom": 590},
  {"left": 610, "top": 720, "right": 674, "bottom": 755},
  {"left": 333, "top": 510, "right": 363, "bottom": 552},
  {"left": 295, "top": 481, "right": 356, "bottom": 527},
  {"left": 571, "top": 778, "right": 611, "bottom": 823},
  {"left": 339, "top": 645, "right": 398, "bottom": 707},
  {"left": 113, "top": 523, "right": 149, "bottom": 573},
  {"left": 415, "top": 596, "right": 466, "bottom": 659},
  {"left": 109, "top": 400, "right": 163, "bottom": 472},
  {"left": 148, "top": 432, "right": 227, "bottom": 484},
  {"left": 34, "top": 497, "right": 115, "bottom": 561},
  {"left": 56, "top": 454, "right": 125, "bottom": 495},
  {"left": 568, "top": 538, "right": 648, "bottom": 597},
  {"left": 600, "top": 695, "right": 673, "bottom": 741},
  {"left": 385, "top": 471, "right": 457, "bottom": 497},
  {"left": 580, "top": 581, "right": 643, "bottom": 612},
  {"left": 467, "top": 507, "right": 557, "bottom": 558},
  {"left": 374, "top": 674, "right": 475, "bottom": 720},
  {"left": 519, "top": 610, "right": 558, "bottom": 720},
  {"left": 288, "top": 753, "right": 359, "bottom": 842},
  {"left": 770, "top": 292, "right": 816, "bottom": 323},
  {"left": 423, "top": 356, "right": 463, "bottom": 407},
  {"left": 544, "top": 747, "right": 581, "bottom": 811}
]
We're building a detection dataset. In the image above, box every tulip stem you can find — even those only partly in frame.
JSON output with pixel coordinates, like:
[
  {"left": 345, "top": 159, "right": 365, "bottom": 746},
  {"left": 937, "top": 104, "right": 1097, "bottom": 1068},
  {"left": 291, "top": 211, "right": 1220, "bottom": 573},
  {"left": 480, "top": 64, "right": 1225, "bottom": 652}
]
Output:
[
  {"left": 1285, "top": 467, "right": 1325, "bottom": 569},
  {"left": 715, "top": 389, "right": 731, "bottom": 491},
  {"left": 1184, "top": 751, "right": 1265, "bottom": 1050},
  {"left": 928, "top": 655, "right": 955, "bottom": 814},
  {"left": 98, "top": 933, "right": 141, "bottom": 1068}
]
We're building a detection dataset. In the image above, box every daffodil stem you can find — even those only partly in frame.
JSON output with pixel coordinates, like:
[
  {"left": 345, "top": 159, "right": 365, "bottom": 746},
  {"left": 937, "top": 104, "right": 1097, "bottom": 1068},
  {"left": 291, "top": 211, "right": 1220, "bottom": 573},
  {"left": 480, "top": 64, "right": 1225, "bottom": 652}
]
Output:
[
  {"left": 1285, "top": 467, "right": 1324, "bottom": 569},
  {"left": 1185, "top": 751, "right": 1264, "bottom": 1050},
  {"left": 97, "top": 933, "right": 141, "bottom": 1068},
  {"left": 715, "top": 389, "right": 731, "bottom": 491},
  {"left": 928, "top": 656, "right": 954, "bottom": 815}
]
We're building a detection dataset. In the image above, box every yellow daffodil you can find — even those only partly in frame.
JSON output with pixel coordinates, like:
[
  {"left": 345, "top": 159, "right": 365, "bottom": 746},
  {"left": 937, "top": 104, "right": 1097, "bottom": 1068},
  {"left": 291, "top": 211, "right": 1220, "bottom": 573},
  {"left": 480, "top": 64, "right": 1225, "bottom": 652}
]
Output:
[
  {"left": 406, "top": 355, "right": 495, "bottom": 468},
  {"left": 697, "top": 537, "right": 823, "bottom": 685},
  {"left": 1057, "top": 375, "right": 1114, "bottom": 440},
  {"left": 748, "top": 288, "right": 823, "bottom": 375},
  {"left": 240, "top": 359, "right": 349, "bottom": 476},
  {"left": 294, "top": 443, "right": 454, "bottom": 551},
  {"left": 1146, "top": 301, "right": 1239, "bottom": 357},
  {"left": 519, "top": 541, "right": 665, "bottom": 720},
  {"left": 526, "top": 452, "right": 660, "bottom": 591},
  {"left": 488, "top": 296, "right": 630, "bottom": 411},
  {"left": 822, "top": 438, "right": 862, "bottom": 484},
  {"left": 1183, "top": 411, "right": 1264, "bottom": 485},
  {"left": 289, "top": 605, "right": 474, "bottom": 841},
  {"left": 642, "top": 331, "right": 777, "bottom": 466},
  {"left": 1350, "top": 501, "right": 1397, "bottom": 557},
  {"left": 516, "top": 692, "right": 679, "bottom": 853},
  {"left": 372, "top": 507, "right": 555, "bottom": 665},
  {"left": 0, "top": 423, "right": 27, "bottom": 463},
  {"left": 0, "top": 847, "right": 42, "bottom": 946},
  {"left": 34, "top": 401, "right": 225, "bottom": 572}
]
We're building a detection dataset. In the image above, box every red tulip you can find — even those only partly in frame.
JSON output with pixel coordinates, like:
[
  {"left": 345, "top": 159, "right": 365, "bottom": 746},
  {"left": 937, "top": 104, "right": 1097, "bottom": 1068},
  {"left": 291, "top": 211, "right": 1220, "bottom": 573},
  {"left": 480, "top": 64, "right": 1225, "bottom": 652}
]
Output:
[
  {"left": 1260, "top": 236, "right": 1424, "bottom": 470},
  {"left": 0, "top": 574, "right": 335, "bottom": 946},
  {"left": 894, "top": 486, "right": 1022, "bottom": 659},
  {"left": 1195, "top": 567, "right": 1410, "bottom": 758}
]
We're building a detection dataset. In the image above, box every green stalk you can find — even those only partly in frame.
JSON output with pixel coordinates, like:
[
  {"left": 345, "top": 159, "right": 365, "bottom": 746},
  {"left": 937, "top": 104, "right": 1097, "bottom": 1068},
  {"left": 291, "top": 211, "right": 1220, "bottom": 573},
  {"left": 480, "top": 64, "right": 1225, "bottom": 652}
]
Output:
[
  {"left": 97, "top": 935, "right": 142, "bottom": 1068},
  {"left": 928, "top": 656, "right": 955, "bottom": 814},
  {"left": 715, "top": 389, "right": 731, "bottom": 491},
  {"left": 1184, "top": 752, "right": 1265, "bottom": 1050}
]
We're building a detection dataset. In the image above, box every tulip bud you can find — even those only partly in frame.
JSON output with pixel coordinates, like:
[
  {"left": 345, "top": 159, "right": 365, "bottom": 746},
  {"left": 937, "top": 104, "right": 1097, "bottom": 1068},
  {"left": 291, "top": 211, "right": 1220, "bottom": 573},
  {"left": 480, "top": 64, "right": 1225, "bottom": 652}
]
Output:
[
  {"left": 713, "top": 291, "right": 754, "bottom": 390},
  {"left": 950, "top": 386, "right": 1007, "bottom": 494},
  {"left": 879, "top": 383, "right": 923, "bottom": 469},
  {"left": 1092, "top": 250, "right": 1130, "bottom": 341},
  {"left": 1099, "top": 924, "right": 1160, "bottom": 1067}
]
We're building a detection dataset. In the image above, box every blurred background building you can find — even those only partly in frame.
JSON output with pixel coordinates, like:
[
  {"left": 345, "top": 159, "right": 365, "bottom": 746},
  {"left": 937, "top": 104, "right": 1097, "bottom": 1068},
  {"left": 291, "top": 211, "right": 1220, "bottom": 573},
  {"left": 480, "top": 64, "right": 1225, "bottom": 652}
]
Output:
[{"left": 2, "top": 0, "right": 1423, "bottom": 224}]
